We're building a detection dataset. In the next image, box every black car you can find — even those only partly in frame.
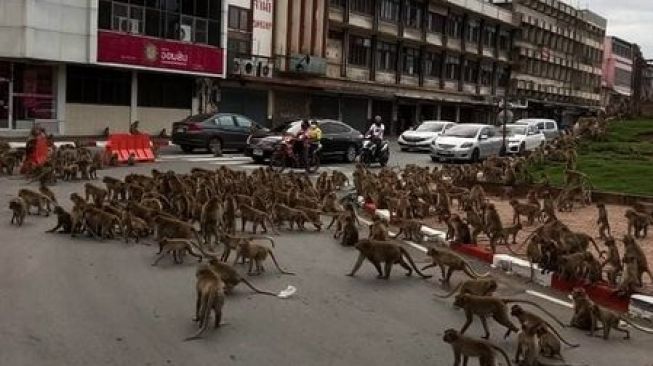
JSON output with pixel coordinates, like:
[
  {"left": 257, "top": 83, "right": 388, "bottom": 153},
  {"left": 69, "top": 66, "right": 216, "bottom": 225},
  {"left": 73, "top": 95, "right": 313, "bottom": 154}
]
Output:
[
  {"left": 245, "top": 119, "right": 363, "bottom": 164},
  {"left": 171, "top": 113, "right": 262, "bottom": 153}
]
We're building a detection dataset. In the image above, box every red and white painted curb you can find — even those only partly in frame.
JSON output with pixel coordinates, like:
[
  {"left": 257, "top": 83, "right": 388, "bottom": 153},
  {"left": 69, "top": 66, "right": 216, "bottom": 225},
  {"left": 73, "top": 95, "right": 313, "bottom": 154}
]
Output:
[
  {"left": 8, "top": 140, "right": 173, "bottom": 149},
  {"left": 359, "top": 199, "right": 653, "bottom": 318}
]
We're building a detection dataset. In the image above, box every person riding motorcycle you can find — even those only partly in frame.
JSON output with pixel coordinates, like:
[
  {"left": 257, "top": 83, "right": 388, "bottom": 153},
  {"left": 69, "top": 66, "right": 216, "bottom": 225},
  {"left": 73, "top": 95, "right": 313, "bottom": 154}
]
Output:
[
  {"left": 365, "top": 116, "right": 385, "bottom": 158},
  {"left": 294, "top": 119, "right": 311, "bottom": 166},
  {"left": 307, "top": 120, "right": 322, "bottom": 159}
]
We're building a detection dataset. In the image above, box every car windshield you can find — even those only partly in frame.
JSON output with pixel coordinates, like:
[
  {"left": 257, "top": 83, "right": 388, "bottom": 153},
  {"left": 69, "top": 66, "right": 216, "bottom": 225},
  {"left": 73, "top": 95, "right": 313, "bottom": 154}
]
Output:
[
  {"left": 415, "top": 122, "right": 445, "bottom": 132},
  {"left": 505, "top": 125, "right": 527, "bottom": 136},
  {"left": 442, "top": 125, "right": 479, "bottom": 138},
  {"left": 185, "top": 113, "right": 215, "bottom": 123}
]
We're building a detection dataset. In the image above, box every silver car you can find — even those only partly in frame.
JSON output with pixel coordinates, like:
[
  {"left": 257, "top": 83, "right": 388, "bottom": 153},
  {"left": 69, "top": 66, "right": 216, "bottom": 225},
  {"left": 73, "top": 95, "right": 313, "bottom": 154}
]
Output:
[{"left": 430, "top": 124, "right": 503, "bottom": 163}]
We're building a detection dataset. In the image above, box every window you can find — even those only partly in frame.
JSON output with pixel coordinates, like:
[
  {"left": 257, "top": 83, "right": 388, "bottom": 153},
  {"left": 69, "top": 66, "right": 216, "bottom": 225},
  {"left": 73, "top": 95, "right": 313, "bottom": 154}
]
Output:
[
  {"left": 424, "top": 51, "right": 443, "bottom": 77},
  {"left": 404, "top": 0, "right": 422, "bottom": 29},
  {"left": 480, "top": 62, "right": 493, "bottom": 86},
  {"left": 228, "top": 38, "right": 251, "bottom": 57},
  {"left": 67, "top": 66, "right": 131, "bottom": 106},
  {"left": 349, "top": 36, "right": 371, "bottom": 67},
  {"left": 402, "top": 47, "right": 419, "bottom": 75},
  {"left": 428, "top": 12, "right": 445, "bottom": 33},
  {"left": 11, "top": 64, "right": 56, "bottom": 122},
  {"left": 380, "top": 0, "right": 400, "bottom": 22},
  {"left": 615, "top": 68, "right": 632, "bottom": 87},
  {"left": 330, "top": 0, "right": 346, "bottom": 8},
  {"left": 322, "top": 122, "right": 350, "bottom": 134},
  {"left": 227, "top": 5, "right": 251, "bottom": 56},
  {"left": 137, "top": 72, "right": 192, "bottom": 109},
  {"left": 376, "top": 42, "right": 397, "bottom": 71},
  {"left": 463, "top": 59, "right": 478, "bottom": 83},
  {"left": 466, "top": 20, "right": 480, "bottom": 44},
  {"left": 98, "top": 0, "right": 222, "bottom": 46},
  {"left": 445, "top": 55, "right": 460, "bottom": 80},
  {"left": 498, "top": 30, "right": 510, "bottom": 51},
  {"left": 351, "top": 0, "right": 373, "bottom": 15},
  {"left": 216, "top": 115, "right": 236, "bottom": 126},
  {"left": 228, "top": 6, "right": 249, "bottom": 31},
  {"left": 235, "top": 115, "right": 253, "bottom": 128},
  {"left": 483, "top": 25, "right": 496, "bottom": 47},
  {"left": 447, "top": 15, "right": 462, "bottom": 39},
  {"left": 545, "top": 122, "right": 555, "bottom": 130}
]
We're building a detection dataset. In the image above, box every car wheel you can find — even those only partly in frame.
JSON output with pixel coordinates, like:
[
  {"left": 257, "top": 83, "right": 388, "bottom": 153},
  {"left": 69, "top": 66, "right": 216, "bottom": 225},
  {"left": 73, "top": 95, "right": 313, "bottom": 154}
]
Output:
[
  {"left": 208, "top": 138, "right": 222, "bottom": 157},
  {"left": 180, "top": 145, "right": 194, "bottom": 153},
  {"left": 343, "top": 145, "right": 357, "bottom": 163},
  {"left": 470, "top": 149, "right": 480, "bottom": 163}
]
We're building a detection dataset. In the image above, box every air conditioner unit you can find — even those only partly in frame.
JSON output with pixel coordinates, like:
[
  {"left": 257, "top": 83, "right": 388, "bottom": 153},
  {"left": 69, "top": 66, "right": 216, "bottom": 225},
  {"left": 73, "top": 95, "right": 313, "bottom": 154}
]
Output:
[
  {"left": 128, "top": 19, "right": 141, "bottom": 34},
  {"left": 242, "top": 59, "right": 256, "bottom": 76},
  {"left": 179, "top": 24, "right": 192, "bottom": 42},
  {"left": 232, "top": 58, "right": 243, "bottom": 75},
  {"left": 257, "top": 59, "right": 274, "bottom": 78}
]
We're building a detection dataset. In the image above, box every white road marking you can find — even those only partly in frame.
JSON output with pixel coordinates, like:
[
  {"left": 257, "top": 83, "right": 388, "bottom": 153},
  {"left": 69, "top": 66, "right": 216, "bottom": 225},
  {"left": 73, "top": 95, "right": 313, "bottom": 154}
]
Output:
[{"left": 526, "top": 290, "right": 573, "bottom": 309}]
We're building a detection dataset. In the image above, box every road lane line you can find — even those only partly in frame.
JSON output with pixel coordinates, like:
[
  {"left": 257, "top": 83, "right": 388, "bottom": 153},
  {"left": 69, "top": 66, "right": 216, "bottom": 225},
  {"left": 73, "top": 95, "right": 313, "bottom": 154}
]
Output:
[{"left": 526, "top": 290, "right": 573, "bottom": 308}]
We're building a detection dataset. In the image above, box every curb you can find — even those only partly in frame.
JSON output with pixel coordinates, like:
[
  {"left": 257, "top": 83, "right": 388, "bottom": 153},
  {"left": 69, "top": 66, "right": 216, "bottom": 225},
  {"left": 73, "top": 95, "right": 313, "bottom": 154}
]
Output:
[
  {"left": 8, "top": 139, "right": 173, "bottom": 149},
  {"left": 359, "top": 199, "right": 651, "bottom": 318}
]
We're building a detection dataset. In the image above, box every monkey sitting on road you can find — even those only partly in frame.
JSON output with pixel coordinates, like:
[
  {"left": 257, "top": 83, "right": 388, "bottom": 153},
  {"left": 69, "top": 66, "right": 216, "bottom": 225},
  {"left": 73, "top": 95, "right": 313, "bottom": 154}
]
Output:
[
  {"left": 338, "top": 215, "right": 358, "bottom": 247},
  {"left": 46, "top": 206, "right": 73, "bottom": 234},
  {"left": 9, "top": 198, "right": 27, "bottom": 226},
  {"left": 422, "top": 247, "right": 489, "bottom": 285},
  {"left": 184, "top": 265, "right": 226, "bottom": 341},
  {"left": 368, "top": 215, "right": 389, "bottom": 241},
  {"left": 442, "top": 328, "right": 512, "bottom": 366},
  {"left": 347, "top": 239, "right": 431, "bottom": 280}
]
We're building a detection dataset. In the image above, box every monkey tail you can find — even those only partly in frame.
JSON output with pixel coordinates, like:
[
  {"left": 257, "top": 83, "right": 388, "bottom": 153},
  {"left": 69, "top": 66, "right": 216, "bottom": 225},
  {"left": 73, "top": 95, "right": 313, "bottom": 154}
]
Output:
[
  {"left": 184, "top": 291, "right": 214, "bottom": 341},
  {"left": 267, "top": 249, "right": 295, "bottom": 275},
  {"left": 463, "top": 262, "right": 490, "bottom": 279},
  {"left": 248, "top": 235, "right": 276, "bottom": 248},
  {"left": 505, "top": 299, "right": 567, "bottom": 329},
  {"left": 489, "top": 344, "right": 513, "bottom": 366},
  {"left": 400, "top": 247, "right": 432, "bottom": 279},
  {"left": 544, "top": 323, "right": 580, "bottom": 347},
  {"left": 621, "top": 317, "right": 653, "bottom": 334},
  {"left": 588, "top": 237, "right": 605, "bottom": 258},
  {"left": 239, "top": 278, "right": 278, "bottom": 296},
  {"left": 191, "top": 229, "right": 205, "bottom": 248},
  {"left": 434, "top": 282, "right": 463, "bottom": 298},
  {"left": 190, "top": 241, "right": 221, "bottom": 259}
]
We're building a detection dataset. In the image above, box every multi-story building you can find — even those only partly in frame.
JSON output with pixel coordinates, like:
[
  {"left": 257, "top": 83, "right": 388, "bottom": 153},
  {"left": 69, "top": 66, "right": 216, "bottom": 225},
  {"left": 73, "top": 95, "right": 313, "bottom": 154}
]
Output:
[
  {"left": 0, "top": 0, "right": 227, "bottom": 136},
  {"left": 493, "top": 0, "right": 605, "bottom": 127},
  {"left": 601, "top": 36, "right": 634, "bottom": 112},
  {"left": 219, "top": 0, "right": 516, "bottom": 134}
]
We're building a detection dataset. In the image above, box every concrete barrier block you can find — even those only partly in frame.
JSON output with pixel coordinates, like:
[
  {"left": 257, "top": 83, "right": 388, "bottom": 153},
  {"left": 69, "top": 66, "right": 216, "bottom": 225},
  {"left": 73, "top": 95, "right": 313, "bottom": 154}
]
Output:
[
  {"left": 629, "top": 294, "right": 653, "bottom": 321},
  {"left": 421, "top": 226, "right": 446, "bottom": 240}
]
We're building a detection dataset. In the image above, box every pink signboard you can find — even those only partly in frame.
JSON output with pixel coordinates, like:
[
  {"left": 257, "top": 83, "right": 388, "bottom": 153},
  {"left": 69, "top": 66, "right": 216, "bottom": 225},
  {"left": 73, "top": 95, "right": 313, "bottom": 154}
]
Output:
[{"left": 97, "top": 31, "right": 224, "bottom": 76}]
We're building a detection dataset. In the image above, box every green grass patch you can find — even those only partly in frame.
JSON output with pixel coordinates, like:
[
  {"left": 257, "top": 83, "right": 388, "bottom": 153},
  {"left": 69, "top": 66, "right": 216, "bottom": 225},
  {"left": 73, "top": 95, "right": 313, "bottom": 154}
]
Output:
[{"left": 529, "top": 119, "right": 653, "bottom": 196}]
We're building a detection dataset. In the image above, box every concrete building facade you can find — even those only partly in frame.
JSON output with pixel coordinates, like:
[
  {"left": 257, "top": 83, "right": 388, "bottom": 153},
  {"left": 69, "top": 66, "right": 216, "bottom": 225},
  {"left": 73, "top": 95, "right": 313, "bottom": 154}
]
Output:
[{"left": 601, "top": 36, "right": 634, "bottom": 114}]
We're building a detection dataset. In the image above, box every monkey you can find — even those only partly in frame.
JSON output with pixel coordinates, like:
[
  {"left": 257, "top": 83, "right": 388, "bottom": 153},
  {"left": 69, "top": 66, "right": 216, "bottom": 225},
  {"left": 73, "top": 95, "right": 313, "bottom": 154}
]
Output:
[
  {"left": 122, "top": 211, "right": 150, "bottom": 244},
  {"left": 515, "top": 322, "right": 540, "bottom": 366},
  {"left": 454, "top": 294, "right": 566, "bottom": 340},
  {"left": 465, "top": 208, "right": 485, "bottom": 245},
  {"left": 391, "top": 218, "right": 424, "bottom": 242},
  {"left": 484, "top": 204, "right": 503, "bottom": 253},
  {"left": 596, "top": 203, "right": 611, "bottom": 240},
  {"left": 207, "top": 259, "right": 278, "bottom": 296},
  {"left": 151, "top": 238, "right": 204, "bottom": 265},
  {"left": 184, "top": 265, "right": 226, "bottom": 341},
  {"left": 127, "top": 153, "right": 136, "bottom": 166},
  {"left": 200, "top": 197, "right": 224, "bottom": 248},
  {"left": 233, "top": 241, "right": 294, "bottom": 276},
  {"left": 9, "top": 198, "right": 27, "bottom": 226},
  {"left": 63, "top": 163, "right": 79, "bottom": 181},
  {"left": 368, "top": 215, "right": 389, "bottom": 241},
  {"left": 557, "top": 252, "right": 588, "bottom": 281},
  {"left": 495, "top": 223, "right": 522, "bottom": 245},
  {"left": 540, "top": 192, "right": 557, "bottom": 222},
  {"left": 18, "top": 189, "right": 52, "bottom": 216},
  {"left": 273, "top": 203, "right": 312, "bottom": 231},
  {"left": 615, "top": 256, "right": 642, "bottom": 297},
  {"left": 536, "top": 323, "right": 563, "bottom": 359},
  {"left": 449, "top": 214, "right": 472, "bottom": 245},
  {"left": 102, "top": 176, "right": 126, "bottom": 201},
  {"left": 46, "top": 206, "right": 73, "bottom": 234},
  {"left": 82, "top": 206, "right": 120, "bottom": 240},
  {"left": 339, "top": 214, "right": 359, "bottom": 247},
  {"left": 153, "top": 215, "right": 203, "bottom": 250},
  {"left": 84, "top": 183, "right": 108, "bottom": 207},
  {"left": 625, "top": 209, "right": 650, "bottom": 238},
  {"left": 38, "top": 182, "right": 57, "bottom": 204},
  {"left": 442, "top": 328, "right": 512, "bottom": 366},
  {"left": 434, "top": 278, "right": 498, "bottom": 299},
  {"left": 588, "top": 303, "right": 653, "bottom": 340},
  {"left": 510, "top": 305, "right": 577, "bottom": 347},
  {"left": 240, "top": 204, "right": 279, "bottom": 235},
  {"left": 622, "top": 234, "right": 653, "bottom": 286},
  {"left": 469, "top": 185, "right": 486, "bottom": 211},
  {"left": 600, "top": 237, "right": 622, "bottom": 286},
  {"left": 77, "top": 159, "right": 91, "bottom": 180},
  {"left": 294, "top": 206, "right": 324, "bottom": 231},
  {"left": 510, "top": 199, "right": 540, "bottom": 226},
  {"left": 218, "top": 234, "right": 275, "bottom": 263},
  {"left": 347, "top": 239, "right": 432, "bottom": 279},
  {"left": 422, "top": 247, "right": 489, "bottom": 285},
  {"left": 108, "top": 153, "right": 119, "bottom": 167},
  {"left": 569, "top": 288, "right": 594, "bottom": 330}
]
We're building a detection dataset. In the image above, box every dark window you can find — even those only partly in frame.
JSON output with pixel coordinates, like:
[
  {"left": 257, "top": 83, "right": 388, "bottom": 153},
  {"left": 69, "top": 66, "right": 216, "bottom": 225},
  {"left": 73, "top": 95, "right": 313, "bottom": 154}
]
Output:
[
  {"left": 66, "top": 66, "right": 131, "bottom": 106},
  {"left": 424, "top": 51, "right": 443, "bottom": 77},
  {"left": 380, "top": 0, "right": 400, "bottom": 22},
  {"left": 402, "top": 47, "right": 419, "bottom": 75},
  {"left": 447, "top": 15, "right": 462, "bottom": 39},
  {"left": 330, "top": 0, "right": 346, "bottom": 8},
  {"left": 466, "top": 20, "right": 480, "bottom": 44},
  {"left": 321, "top": 122, "right": 345, "bottom": 134},
  {"left": 376, "top": 41, "right": 397, "bottom": 71},
  {"left": 234, "top": 115, "right": 253, "bottom": 128},
  {"left": 428, "top": 12, "right": 444, "bottom": 33},
  {"left": 228, "top": 38, "right": 251, "bottom": 57},
  {"left": 228, "top": 6, "right": 249, "bottom": 31},
  {"left": 348, "top": 36, "right": 371, "bottom": 67},
  {"left": 483, "top": 25, "right": 496, "bottom": 47},
  {"left": 404, "top": 0, "right": 422, "bottom": 29},
  {"left": 445, "top": 55, "right": 460, "bottom": 80},
  {"left": 497, "top": 65, "right": 509, "bottom": 87},
  {"left": 216, "top": 115, "right": 236, "bottom": 126},
  {"left": 137, "top": 72, "right": 192, "bottom": 109},
  {"left": 480, "top": 62, "right": 493, "bottom": 86},
  {"left": 351, "top": 0, "right": 373, "bottom": 14},
  {"left": 145, "top": 7, "right": 162, "bottom": 37},
  {"left": 11, "top": 64, "right": 56, "bottom": 121},
  {"left": 99, "top": 0, "right": 112, "bottom": 29},
  {"left": 463, "top": 59, "right": 478, "bottom": 83}
]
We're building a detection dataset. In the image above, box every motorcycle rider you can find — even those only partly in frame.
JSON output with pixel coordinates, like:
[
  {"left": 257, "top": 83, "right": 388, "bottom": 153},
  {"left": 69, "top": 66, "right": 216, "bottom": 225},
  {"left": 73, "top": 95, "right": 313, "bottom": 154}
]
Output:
[
  {"left": 307, "top": 120, "right": 322, "bottom": 160},
  {"left": 365, "top": 115, "right": 385, "bottom": 159},
  {"left": 295, "top": 119, "right": 311, "bottom": 166}
]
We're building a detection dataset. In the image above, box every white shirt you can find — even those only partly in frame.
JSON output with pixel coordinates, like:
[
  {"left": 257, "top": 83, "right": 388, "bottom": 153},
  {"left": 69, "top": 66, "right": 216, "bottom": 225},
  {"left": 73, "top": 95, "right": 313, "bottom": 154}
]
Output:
[{"left": 367, "top": 124, "right": 385, "bottom": 139}]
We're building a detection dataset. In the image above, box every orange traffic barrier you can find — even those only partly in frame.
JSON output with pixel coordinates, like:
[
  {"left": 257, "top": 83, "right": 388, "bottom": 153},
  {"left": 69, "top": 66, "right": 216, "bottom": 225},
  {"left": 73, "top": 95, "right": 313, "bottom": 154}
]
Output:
[
  {"left": 20, "top": 136, "right": 49, "bottom": 174},
  {"left": 105, "top": 133, "right": 155, "bottom": 163}
]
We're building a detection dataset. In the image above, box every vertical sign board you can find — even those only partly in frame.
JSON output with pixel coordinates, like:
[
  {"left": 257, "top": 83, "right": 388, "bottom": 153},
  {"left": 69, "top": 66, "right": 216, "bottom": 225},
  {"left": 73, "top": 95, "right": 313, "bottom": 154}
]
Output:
[{"left": 252, "top": 0, "right": 273, "bottom": 57}]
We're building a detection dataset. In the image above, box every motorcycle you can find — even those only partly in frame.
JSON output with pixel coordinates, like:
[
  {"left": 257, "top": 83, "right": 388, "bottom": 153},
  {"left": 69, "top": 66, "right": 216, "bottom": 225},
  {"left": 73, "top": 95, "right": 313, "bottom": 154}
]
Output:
[
  {"left": 358, "top": 138, "right": 389, "bottom": 167},
  {"left": 269, "top": 134, "right": 321, "bottom": 173}
]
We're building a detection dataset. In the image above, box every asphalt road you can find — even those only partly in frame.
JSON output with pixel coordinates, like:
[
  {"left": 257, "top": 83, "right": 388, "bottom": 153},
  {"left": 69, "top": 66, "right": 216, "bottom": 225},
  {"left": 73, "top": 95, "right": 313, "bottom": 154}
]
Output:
[{"left": 1, "top": 148, "right": 653, "bottom": 366}]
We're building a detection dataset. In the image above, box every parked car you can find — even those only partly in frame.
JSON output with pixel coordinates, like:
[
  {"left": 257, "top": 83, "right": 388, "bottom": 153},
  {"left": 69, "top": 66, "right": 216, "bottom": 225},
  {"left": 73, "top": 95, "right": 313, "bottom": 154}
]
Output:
[
  {"left": 245, "top": 119, "right": 363, "bottom": 164},
  {"left": 171, "top": 113, "right": 262, "bottom": 153},
  {"left": 397, "top": 120, "right": 456, "bottom": 152},
  {"left": 430, "top": 124, "right": 502, "bottom": 163},
  {"left": 499, "top": 124, "right": 546, "bottom": 154},
  {"left": 514, "top": 118, "right": 560, "bottom": 140}
]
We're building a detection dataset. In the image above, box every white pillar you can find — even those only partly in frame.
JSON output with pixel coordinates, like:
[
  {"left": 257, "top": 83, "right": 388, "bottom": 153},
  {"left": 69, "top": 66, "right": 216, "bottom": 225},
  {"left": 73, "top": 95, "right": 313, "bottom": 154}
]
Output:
[
  {"left": 267, "top": 89, "right": 275, "bottom": 126},
  {"left": 436, "top": 104, "right": 442, "bottom": 120},
  {"left": 367, "top": 98, "right": 373, "bottom": 120},
  {"left": 56, "top": 64, "right": 66, "bottom": 135},
  {"left": 455, "top": 105, "right": 460, "bottom": 123},
  {"left": 130, "top": 70, "right": 138, "bottom": 125}
]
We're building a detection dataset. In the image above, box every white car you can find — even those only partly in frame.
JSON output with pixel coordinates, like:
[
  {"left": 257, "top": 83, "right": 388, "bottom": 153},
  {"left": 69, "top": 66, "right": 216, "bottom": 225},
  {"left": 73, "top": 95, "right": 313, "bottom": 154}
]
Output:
[
  {"left": 500, "top": 124, "right": 546, "bottom": 154},
  {"left": 430, "top": 124, "right": 503, "bottom": 163},
  {"left": 514, "top": 118, "right": 560, "bottom": 140},
  {"left": 398, "top": 120, "right": 456, "bottom": 151}
]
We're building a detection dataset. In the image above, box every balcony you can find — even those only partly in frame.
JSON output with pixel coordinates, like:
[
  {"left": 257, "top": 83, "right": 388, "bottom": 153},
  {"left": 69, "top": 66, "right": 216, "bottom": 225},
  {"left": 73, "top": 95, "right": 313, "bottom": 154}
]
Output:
[{"left": 443, "top": 0, "right": 514, "bottom": 24}]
